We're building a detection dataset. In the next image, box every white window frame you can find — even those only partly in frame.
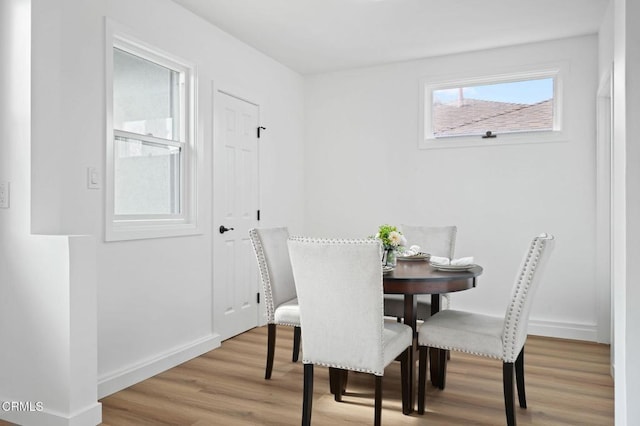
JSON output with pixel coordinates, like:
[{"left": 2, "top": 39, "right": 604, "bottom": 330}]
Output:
[
  {"left": 105, "top": 22, "right": 200, "bottom": 241},
  {"left": 419, "top": 62, "right": 568, "bottom": 150}
]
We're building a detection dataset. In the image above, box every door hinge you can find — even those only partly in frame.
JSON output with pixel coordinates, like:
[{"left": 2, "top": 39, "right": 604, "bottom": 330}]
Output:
[
  {"left": 257, "top": 292, "right": 260, "bottom": 304},
  {"left": 257, "top": 126, "right": 266, "bottom": 138},
  {"left": 257, "top": 209, "right": 261, "bottom": 221}
]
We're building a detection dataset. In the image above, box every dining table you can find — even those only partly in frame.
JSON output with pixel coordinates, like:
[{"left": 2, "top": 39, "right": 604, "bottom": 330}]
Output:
[
  {"left": 384, "top": 258, "right": 483, "bottom": 412},
  {"left": 329, "top": 258, "right": 483, "bottom": 414}
]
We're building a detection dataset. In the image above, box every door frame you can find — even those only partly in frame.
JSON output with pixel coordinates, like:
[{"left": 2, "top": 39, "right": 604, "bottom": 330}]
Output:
[{"left": 596, "top": 67, "right": 613, "bottom": 349}]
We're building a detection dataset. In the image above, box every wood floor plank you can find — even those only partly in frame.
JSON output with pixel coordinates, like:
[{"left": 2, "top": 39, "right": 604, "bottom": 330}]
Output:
[
  {"left": 98, "top": 325, "right": 613, "bottom": 425},
  {"left": 0, "top": 326, "right": 612, "bottom": 425}
]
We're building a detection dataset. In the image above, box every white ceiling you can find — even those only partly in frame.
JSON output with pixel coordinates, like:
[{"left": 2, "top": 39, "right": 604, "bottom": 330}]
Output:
[{"left": 171, "top": 0, "right": 610, "bottom": 75}]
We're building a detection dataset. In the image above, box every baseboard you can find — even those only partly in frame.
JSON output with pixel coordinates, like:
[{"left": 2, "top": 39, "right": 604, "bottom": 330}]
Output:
[
  {"left": 0, "top": 401, "right": 102, "bottom": 426},
  {"left": 98, "top": 334, "right": 221, "bottom": 399},
  {"left": 528, "top": 319, "right": 598, "bottom": 342}
]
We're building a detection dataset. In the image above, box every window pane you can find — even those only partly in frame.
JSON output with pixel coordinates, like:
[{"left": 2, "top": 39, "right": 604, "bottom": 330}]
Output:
[
  {"left": 113, "top": 48, "right": 181, "bottom": 141},
  {"left": 114, "top": 136, "right": 181, "bottom": 215},
  {"left": 432, "top": 77, "right": 554, "bottom": 137}
]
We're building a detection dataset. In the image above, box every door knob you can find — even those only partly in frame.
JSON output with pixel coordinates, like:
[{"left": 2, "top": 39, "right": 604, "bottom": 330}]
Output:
[{"left": 219, "top": 225, "right": 235, "bottom": 234}]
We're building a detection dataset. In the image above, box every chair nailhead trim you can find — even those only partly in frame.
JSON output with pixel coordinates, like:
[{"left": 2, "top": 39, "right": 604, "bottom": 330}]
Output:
[
  {"left": 290, "top": 236, "right": 387, "bottom": 372},
  {"left": 249, "top": 228, "right": 277, "bottom": 323},
  {"left": 425, "top": 344, "right": 502, "bottom": 360},
  {"left": 301, "top": 360, "right": 385, "bottom": 376},
  {"left": 502, "top": 235, "right": 551, "bottom": 362}
]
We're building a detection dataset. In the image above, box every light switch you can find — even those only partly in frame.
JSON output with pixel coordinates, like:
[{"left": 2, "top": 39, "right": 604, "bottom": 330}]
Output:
[
  {"left": 87, "top": 167, "right": 100, "bottom": 189},
  {"left": 0, "top": 181, "right": 9, "bottom": 208}
]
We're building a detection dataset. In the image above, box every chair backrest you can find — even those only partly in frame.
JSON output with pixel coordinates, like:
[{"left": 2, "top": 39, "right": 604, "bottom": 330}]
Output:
[
  {"left": 400, "top": 225, "right": 457, "bottom": 258},
  {"left": 249, "top": 227, "right": 297, "bottom": 323},
  {"left": 287, "top": 237, "right": 387, "bottom": 375},
  {"left": 502, "top": 233, "right": 555, "bottom": 362}
]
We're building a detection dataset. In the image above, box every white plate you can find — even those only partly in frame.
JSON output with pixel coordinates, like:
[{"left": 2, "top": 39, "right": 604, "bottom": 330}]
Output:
[
  {"left": 430, "top": 263, "right": 476, "bottom": 272},
  {"left": 382, "top": 266, "right": 395, "bottom": 273},
  {"left": 397, "top": 252, "right": 430, "bottom": 261}
]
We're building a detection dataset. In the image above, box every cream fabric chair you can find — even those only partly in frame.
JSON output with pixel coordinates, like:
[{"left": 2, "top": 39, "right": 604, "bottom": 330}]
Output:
[
  {"left": 287, "top": 237, "right": 413, "bottom": 426},
  {"left": 417, "top": 233, "right": 555, "bottom": 426},
  {"left": 384, "top": 225, "right": 457, "bottom": 320},
  {"left": 249, "top": 227, "right": 301, "bottom": 379}
]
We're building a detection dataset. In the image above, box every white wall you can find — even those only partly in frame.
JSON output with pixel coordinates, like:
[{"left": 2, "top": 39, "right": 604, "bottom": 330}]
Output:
[
  {"left": 622, "top": 0, "right": 640, "bottom": 421},
  {"left": 606, "top": 0, "right": 640, "bottom": 423},
  {"left": 1, "top": 1, "right": 101, "bottom": 424},
  {"left": 30, "top": 0, "right": 305, "bottom": 400},
  {"left": 305, "top": 35, "right": 600, "bottom": 341}
]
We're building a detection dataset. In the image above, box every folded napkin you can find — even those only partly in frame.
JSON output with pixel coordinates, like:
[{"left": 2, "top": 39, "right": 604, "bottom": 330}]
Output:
[
  {"left": 430, "top": 256, "right": 450, "bottom": 265},
  {"left": 451, "top": 256, "right": 474, "bottom": 266},
  {"left": 401, "top": 245, "right": 422, "bottom": 256},
  {"left": 430, "top": 256, "right": 474, "bottom": 266}
]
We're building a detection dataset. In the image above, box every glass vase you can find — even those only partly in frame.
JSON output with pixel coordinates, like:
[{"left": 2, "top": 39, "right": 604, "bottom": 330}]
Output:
[{"left": 383, "top": 247, "right": 397, "bottom": 267}]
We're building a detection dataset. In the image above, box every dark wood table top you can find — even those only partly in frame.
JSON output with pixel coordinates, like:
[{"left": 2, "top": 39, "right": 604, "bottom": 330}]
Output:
[{"left": 383, "top": 260, "right": 483, "bottom": 294}]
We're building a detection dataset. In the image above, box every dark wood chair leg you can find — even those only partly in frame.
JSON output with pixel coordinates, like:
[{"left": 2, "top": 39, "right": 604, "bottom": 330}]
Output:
[
  {"left": 329, "top": 367, "right": 348, "bottom": 399},
  {"left": 340, "top": 369, "right": 348, "bottom": 395},
  {"left": 374, "top": 375, "right": 383, "bottom": 426},
  {"left": 438, "top": 348, "right": 447, "bottom": 390},
  {"left": 329, "top": 368, "right": 338, "bottom": 398},
  {"left": 515, "top": 347, "right": 527, "bottom": 408},
  {"left": 429, "top": 346, "right": 439, "bottom": 386},
  {"left": 418, "top": 346, "right": 428, "bottom": 414},
  {"left": 292, "top": 326, "right": 301, "bottom": 362},
  {"left": 329, "top": 368, "right": 343, "bottom": 402},
  {"left": 265, "top": 323, "right": 276, "bottom": 379},
  {"left": 503, "top": 361, "right": 516, "bottom": 426},
  {"left": 400, "top": 348, "right": 411, "bottom": 415},
  {"left": 303, "top": 364, "right": 314, "bottom": 426}
]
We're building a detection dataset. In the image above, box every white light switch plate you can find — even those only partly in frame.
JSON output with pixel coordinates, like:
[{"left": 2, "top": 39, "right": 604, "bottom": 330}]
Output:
[
  {"left": 0, "top": 181, "right": 9, "bottom": 208},
  {"left": 87, "top": 167, "right": 100, "bottom": 189}
]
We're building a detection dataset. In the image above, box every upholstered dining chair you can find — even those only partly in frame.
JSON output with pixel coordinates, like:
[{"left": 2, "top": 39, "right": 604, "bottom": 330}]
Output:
[
  {"left": 287, "top": 237, "right": 412, "bottom": 426},
  {"left": 384, "top": 225, "right": 458, "bottom": 320},
  {"left": 417, "top": 233, "right": 555, "bottom": 426},
  {"left": 248, "top": 227, "right": 301, "bottom": 380}
]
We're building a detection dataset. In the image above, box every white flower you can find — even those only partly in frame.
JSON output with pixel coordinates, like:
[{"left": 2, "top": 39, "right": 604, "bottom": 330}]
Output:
[{"left": 388, "top": 231, "right": 403, "bottom": 247}]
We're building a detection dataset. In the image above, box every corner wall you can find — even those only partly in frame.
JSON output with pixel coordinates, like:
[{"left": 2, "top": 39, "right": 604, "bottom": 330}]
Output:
[
  {"left": 304, "top": 35, "right": 601, "bottom": 341},
  {"left": 29, "top": 0, "right": 306, "bottom": 399},
  {"left": 0, "top": 1, "right": 100, "bottom": 424}
]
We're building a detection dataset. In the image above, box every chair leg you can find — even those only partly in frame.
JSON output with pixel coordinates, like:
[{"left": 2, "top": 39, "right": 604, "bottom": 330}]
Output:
[
  {"left": 429, "top": 347, "right": 438, "bottom": 386},
  {"left": 302, "top": 364, "right": 314, "bottom": 426},
  {"left": 265, "top": 323, "right": 276, "bottom": 379},
  {"left": 374, "top": 375, "right": 383, "bottom": 426},
  {"left": 503, "top": 361, "right": 516, "bottom": 426},
  {"left": 340, "top": 369, "right": 348, "bottom": 395},
  {"left": 438, "top": 348, "right": 447, "bottom": 390},
  {"left": 292, "top": 326, "right": 301, "bottom": 362},
  {"left": 515, "top": 347, "right": 527, "bottom": 408},
  {"left": 329, "top": 368, "right": 343, "bottom": 402},
  {"left": 400, "top": 348, "right": 411, "bottom": 415},
  {"left": 418, "top": 346, "right": 428, "bottom": 414}
]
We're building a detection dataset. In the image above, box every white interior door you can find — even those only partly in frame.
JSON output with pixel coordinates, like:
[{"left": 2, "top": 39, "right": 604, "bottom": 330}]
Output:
[{"left": 213, "top": 90, "right": 260, "bottom": 340}]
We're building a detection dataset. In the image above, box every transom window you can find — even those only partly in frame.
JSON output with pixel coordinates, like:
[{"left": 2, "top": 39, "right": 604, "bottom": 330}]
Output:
[
  {"left": 432, "top": 77, "right": 554, "bottom": 137},
  {"left": 106, "top": 29, "right": 199, "bottom": 241},
  {"left": 420, "top": 66, "right": 565, "bottom": 149}
]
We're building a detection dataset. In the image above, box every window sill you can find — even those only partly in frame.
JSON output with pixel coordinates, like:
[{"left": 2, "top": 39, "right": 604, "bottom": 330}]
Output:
[
  {"left": 105, "top": 221, "right": 202, "bottom": 242},
  {"left": 419, "top": 130, "right": 568, "bottom": 150}
]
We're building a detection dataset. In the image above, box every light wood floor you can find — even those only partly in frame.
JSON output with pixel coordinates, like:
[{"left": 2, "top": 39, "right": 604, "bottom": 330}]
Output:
[{"left": 98, "top": 325, "right": 614, "bottom": 425}]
